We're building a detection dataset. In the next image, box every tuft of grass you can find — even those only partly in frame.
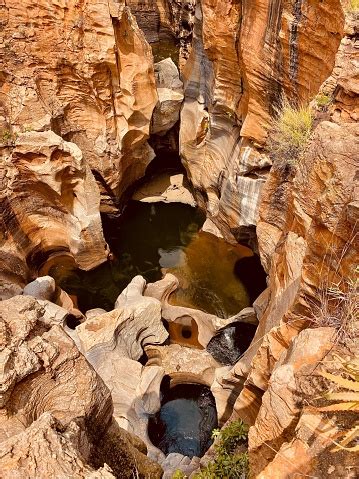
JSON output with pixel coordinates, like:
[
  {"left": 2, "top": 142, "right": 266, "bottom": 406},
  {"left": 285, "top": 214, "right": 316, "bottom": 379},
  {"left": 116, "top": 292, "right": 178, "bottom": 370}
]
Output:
[
  {"left": 346, "top": 0, "right": 359, "bottom": 12},
  {"left": 315, "top": 93, "right": 332, "bottom": 109},
  {"left": 307, "top": 266, "right": 358, "bottom": 342},
  {"left": 193, "top": 420, "right": 249, "bottom": 479},
  {"left": 1, "top": 129, "right": 18, "bottom": 146},
  {"left": 269, "top": 100, "right": 313, "bottom": 172}
]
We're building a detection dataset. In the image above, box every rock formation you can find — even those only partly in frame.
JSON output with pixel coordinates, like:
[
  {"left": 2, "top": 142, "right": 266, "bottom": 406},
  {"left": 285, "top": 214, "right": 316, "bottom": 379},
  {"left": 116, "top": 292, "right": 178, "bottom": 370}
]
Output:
[
  {"left": 180, "top": 0, "right": 344, "bottom": 248},
  {"left": 0, "top": 0, "right": 357, "bottom": 478},
  {"left": 0, "top": 131, "right": 108, "bottom": 299},
  {"left": 0, "top": 294, "right": 162, "bottom": 478},
  {"left": 230, "top": 11, "right": 359, "bottom": 476},
  {"left": 0, "top": 0, "right": 160, "bottom": 296},
  {"left": 151, "top": 58, "right": 184, "bottom": 135}
]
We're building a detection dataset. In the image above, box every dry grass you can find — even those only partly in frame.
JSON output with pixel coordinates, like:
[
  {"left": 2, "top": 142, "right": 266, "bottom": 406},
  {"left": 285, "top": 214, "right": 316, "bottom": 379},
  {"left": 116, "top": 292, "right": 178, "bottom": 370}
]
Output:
[
  {"left": 347, "top": 0, "right": 359, "bottom": 12},
  {"left": 305, "top": 223, "right": 358, "bottom": 343},
  {"left": 309, "top": 271, "right": 358, "bottom": 341},
  {"left": 269, "top": 100, "right": 313, "bottom": 172}
]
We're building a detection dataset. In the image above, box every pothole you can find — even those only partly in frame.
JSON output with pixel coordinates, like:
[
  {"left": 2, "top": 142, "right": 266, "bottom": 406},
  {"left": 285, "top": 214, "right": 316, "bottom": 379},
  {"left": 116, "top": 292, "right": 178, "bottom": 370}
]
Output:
[{"left": 148, "top": 382, "right": 218, "bottom": 458}]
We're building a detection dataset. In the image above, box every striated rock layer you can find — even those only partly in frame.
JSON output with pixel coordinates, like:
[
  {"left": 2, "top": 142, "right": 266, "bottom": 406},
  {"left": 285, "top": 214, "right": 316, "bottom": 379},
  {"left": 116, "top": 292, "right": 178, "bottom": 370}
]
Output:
[
  {"left": 180, "top": 0, "right": 344, "bottom": 248},
  {"left": 232, "top": 13, "right": 359, "bottom": 477},
  {"left": 0, "top": 0, "right": 160, "bottom": 292}
]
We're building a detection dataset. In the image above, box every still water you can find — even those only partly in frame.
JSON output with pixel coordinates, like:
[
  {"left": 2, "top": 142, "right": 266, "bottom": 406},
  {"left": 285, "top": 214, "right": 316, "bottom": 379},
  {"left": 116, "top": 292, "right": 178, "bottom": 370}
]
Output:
[
  {"left": 47, "top": 201, "right": 256, "bottom": 317},
  {"left": 148, "top": 383, "right": 218, "bottom": 458}
]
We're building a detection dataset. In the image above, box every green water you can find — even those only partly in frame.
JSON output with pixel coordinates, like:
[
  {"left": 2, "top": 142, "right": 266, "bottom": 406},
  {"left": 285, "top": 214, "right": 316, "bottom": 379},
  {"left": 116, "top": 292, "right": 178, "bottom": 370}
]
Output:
[
  {"left": 48, "top": 201, "right": 254, "bottom": 317},
  {"left": 151, "top": 38, "right": 179, "bottom": 66}
]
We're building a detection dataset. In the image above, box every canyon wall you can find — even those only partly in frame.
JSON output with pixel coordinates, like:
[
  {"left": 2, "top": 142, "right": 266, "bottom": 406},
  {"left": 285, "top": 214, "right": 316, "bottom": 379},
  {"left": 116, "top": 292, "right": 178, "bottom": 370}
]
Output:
[
  {"left": 0, "top": 0, "right": 159, "bottom": 292},
  {"left": 232, "top": 12, "right": 359, "bottom": 477},
  {"left": 180, "top": 0, "right": 344, "bottom": 248}
]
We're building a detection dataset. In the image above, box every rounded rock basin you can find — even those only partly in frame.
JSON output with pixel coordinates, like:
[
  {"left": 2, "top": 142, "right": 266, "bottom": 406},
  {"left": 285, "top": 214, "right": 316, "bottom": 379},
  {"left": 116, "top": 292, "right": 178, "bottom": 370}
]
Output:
[
  {"left": 148, "top": 383, "right": 218, "bottom": 458},
  {"left": 46, "top": 201, "right": 263, "bottom": 317}
]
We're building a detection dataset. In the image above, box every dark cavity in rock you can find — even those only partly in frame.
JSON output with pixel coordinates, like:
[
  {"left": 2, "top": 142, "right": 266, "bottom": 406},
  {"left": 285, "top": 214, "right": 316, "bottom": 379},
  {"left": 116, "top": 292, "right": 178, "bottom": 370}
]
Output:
[
  {"left": 206, "top": 322, "right": 257, "bottom": 366},
  {"left": 148, "top": 383, "right": 218, "bottom": 458}
]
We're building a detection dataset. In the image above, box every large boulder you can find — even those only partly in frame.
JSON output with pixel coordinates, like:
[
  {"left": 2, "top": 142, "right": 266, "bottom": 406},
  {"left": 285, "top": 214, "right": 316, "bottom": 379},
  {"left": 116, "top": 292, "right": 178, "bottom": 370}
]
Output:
[{"left": 151, "top": 58, "right": 184, "bottom": 135}]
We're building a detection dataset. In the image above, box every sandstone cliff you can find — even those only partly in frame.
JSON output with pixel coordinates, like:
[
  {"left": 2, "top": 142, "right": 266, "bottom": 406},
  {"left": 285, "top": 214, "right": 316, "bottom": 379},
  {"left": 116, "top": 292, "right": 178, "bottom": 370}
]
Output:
[
  {"left": 0, "top": 0, "right": 159, "bottom": 293},
  {"left": 180, "top": 0, "right": 344, "bottom": 248},
  {"left": 232, "top": 11, "right": 359, "bottom": 477}
]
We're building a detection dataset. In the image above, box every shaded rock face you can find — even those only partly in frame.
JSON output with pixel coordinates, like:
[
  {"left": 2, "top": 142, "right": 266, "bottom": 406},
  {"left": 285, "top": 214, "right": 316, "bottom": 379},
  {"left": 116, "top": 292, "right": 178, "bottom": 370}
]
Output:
[
  {"left": 129, "top": 0, "right": 196, "bottom": 63},
  {"left": 180, "top": 0, "right": 344, "bottom": 247}
]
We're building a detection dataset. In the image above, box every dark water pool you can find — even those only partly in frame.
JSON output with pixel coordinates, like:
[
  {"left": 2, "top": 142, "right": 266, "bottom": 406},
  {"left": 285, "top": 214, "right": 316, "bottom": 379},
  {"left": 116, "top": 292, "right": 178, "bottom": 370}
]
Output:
[
  {"left": 148, "top": 383, "right": 218, "bottom": 458},
  {"left": 47, "top": 201, "right": 261, "bottom": 317}
]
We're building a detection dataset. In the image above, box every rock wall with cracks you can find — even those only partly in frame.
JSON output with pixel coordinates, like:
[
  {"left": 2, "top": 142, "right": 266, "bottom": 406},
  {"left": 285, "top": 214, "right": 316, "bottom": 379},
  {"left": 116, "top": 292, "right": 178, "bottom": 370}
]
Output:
[{"left": 180, "top": 0, "right": 344, "bottom": 249}]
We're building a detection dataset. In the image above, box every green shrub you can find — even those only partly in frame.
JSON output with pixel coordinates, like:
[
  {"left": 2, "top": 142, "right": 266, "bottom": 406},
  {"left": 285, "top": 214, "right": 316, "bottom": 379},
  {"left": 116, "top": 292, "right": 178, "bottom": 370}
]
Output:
[
  {"left": 269, "top": 100, "right": 313, "bottom": 172},
  {"left": 193, "top": 420, "right": 249, "bottom": 479},
  {"left": 315, "top": 93, "right": 332, "bottom": 108},
  {"left": 172, "top": 471, "right": 186, "bottom": 479},
  {"left": 1, "top": 129, "right": 18, "bottom": 146}
]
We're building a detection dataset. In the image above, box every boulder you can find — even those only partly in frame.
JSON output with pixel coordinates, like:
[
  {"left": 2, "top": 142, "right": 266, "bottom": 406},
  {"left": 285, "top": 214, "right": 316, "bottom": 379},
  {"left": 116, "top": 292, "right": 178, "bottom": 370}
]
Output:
[
  {"left": 151, "top": 58, "right": 184, "bottom": 135},
  {"left": 23, "top": 276, "right": 56, "bottom": 301}
]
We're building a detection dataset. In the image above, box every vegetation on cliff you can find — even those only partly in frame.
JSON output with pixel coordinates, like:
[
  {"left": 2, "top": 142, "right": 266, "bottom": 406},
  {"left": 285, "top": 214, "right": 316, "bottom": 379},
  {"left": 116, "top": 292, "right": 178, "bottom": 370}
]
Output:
[{"left": 269, "top": 100, "right": 313, "bottom": 172}]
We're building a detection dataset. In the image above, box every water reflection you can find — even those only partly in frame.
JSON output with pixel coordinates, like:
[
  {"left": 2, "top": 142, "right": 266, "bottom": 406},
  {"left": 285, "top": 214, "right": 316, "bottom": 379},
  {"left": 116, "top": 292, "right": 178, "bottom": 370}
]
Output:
[{"left": 46, "top": 201, "right": 261, "bottom": 317}]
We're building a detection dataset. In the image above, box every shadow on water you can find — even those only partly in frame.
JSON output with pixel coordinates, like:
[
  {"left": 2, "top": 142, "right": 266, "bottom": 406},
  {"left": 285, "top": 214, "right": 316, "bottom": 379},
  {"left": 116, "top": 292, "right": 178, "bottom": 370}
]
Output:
[
  {"left": 234, "top": 255, "right": 267, "bottom": 303},
  {"left": 148, "top": 382, "right": 218, "bottom": 458},
  {"left": 206, "top": 322, "right": 258, "bottom": 366}
]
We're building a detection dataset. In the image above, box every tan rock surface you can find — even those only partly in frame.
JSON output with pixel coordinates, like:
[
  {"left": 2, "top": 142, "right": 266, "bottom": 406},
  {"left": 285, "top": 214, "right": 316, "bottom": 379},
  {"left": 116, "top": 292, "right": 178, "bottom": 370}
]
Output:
[
  {"left": 144, "top": 274, "right": 246, "bottom": 347},
  {"left": 180, "top": 0, "right": 344, "bottom": 247},
  {"left": 0, "top": 2, "right": 158, "bottom": 203},
  {"left": 0, "top": 1, "right": 159, "bottom": 296},
  {"left": 77, "top": 275, "right": 168, "bottom": 364},
  {"left": 132, "top": 172, "right": 196, "bottom": 205},
  {"left": 0, "top": 295, "right": 112, "bottom": 440},
  {"left": 0, "top": 413, "right": 116, "bottom": 479},
  {"left": 0, "top": 131, "right": 108, "bottom": 297},
  {"left": 151, "top": 58, "right": 184, "bottom": 135},
  {"left": 233, "top": 15, "right": 358, "bottom": 476},
  {"left": 75, "top": 277, "right": 168, "bottom": 453}
]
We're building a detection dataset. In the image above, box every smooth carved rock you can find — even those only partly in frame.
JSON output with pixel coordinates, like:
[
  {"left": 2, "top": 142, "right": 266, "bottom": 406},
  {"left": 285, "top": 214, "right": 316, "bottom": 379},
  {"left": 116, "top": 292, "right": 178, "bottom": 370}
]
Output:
[
  {"left": 0, "top": 295, "right": 112, "bottom": 441},
  {"left": 145, "top": 274, "right": 252, "bottom": 348},
  {"left": 0, "top": 131, "right": 108, "bottom": 297},
  {"left": 77, "top": 275, "right": 168, "bottom": 365},
  {"left": 76, "top": 277, "right": 167, "bottom": 452},
  {"left": 151, "top": 58, "right": 184, "bottom": 135},
  {"left": 132, "top": 172, "right": 196, "bottom": 206},
  {"left": 1, "top": 2, "right": 158, "bottom": 209},
  {"left": 179, "top": 0, "right": 344, "bottom": 248}
]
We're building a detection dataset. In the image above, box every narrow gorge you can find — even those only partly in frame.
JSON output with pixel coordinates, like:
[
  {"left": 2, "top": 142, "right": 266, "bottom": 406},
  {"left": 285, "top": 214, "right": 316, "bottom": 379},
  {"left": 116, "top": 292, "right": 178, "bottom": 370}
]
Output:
[{"left": 0, "top": 1, "right": 358, "bottom": 478}]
